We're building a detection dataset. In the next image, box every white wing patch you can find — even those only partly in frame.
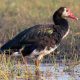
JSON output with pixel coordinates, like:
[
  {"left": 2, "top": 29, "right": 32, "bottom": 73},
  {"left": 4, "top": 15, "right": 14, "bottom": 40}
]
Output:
[
  {"left": 30, "top": 49, "right": 40, "bottom": 58},
  {"left": 30, "top": 45, "right": 59, "bottom": 60},
  {"left": 62, "top": 28, "right": 70, "bottom": 39},
  {"left": 12, "top": 52, "right": 21, "bottom": 56},
  {"left": 37, "top": 45, "right": 59, "bottom": 60}
]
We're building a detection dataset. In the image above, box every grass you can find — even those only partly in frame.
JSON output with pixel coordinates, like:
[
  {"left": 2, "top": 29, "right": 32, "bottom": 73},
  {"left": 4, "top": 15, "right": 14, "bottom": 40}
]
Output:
[
  {"left": 0, "top": 0, "right": 80, "bottom": 80},
  {"left": 0, "top": 53, "right": 79, "bottom": 80},
  {"left": 0, "top": 54, "right": 32, "bottom": 80}
]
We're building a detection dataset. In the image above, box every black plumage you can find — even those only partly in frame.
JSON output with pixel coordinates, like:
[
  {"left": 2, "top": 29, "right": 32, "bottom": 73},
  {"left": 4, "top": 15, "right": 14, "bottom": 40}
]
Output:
[
  {"left": 0, "top": 7, "right": 78, "bottom": 66},
  {"left": 1, "top": 23, "right": 68, "bottom": 55}
]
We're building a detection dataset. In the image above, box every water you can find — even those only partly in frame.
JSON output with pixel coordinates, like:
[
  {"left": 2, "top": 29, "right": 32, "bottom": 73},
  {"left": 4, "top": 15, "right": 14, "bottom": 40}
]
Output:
[
  {"left": 37, "top": 64, "right": 80, "bottom": 80},
  {"left": 13, "top": 63, "right": 80, "bottom": 80}
]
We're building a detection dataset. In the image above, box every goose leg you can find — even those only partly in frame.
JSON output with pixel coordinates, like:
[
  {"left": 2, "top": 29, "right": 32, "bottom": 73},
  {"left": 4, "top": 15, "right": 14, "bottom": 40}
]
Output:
[
  {"left": 35, "top": 46, "right": 57, "bottom": 67},
  {"left": 35, "top": 53, "right": 45, "bottom": 68},
  {"left": 23, "top": 56, "right": 28, "bottom": 65},
  {"left": 35, "top": 59, "right": 41, "bottom": 68}
]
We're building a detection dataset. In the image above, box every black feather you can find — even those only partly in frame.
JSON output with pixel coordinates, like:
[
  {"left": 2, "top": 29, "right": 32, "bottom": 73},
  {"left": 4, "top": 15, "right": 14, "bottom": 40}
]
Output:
[{"left": 0, "top": 7, "right": 69, "bottom": 56}]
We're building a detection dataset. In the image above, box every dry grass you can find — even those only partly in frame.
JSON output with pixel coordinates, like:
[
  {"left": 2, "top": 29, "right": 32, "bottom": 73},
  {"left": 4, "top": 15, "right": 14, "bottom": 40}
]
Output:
[{"left": 0, "top": 53, "right": 79, "bottom": 80}]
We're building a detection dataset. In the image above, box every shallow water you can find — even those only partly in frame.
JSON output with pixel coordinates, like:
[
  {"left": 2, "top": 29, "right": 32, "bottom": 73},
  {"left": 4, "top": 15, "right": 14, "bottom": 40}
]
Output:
[
  {"left": 33, "top": 64, "right": 80, "bottom": 80},
  {"left": 14, "top": 63, "right": 80, "bottom": 80}
]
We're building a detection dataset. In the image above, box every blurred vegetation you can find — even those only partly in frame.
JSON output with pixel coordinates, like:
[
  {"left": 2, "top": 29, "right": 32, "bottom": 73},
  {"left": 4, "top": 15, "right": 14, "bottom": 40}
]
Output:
[
  {"left": 0, "top": 0, "right": 80, "bottom": 79},
  {"left": 0, "top": 0, "right": 80, "bottom": 58}
]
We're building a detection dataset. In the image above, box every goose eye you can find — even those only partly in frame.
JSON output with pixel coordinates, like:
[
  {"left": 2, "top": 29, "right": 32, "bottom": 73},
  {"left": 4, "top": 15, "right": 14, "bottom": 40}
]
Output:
[{"left": 66, "top": 9, "right": 68, "bottom": 12}]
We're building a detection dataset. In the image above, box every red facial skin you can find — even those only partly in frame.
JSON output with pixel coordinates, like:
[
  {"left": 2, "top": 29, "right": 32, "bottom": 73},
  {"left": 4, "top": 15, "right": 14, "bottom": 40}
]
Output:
[{"left": 67, "top": 8, "right": 78, "bottom": 20}]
